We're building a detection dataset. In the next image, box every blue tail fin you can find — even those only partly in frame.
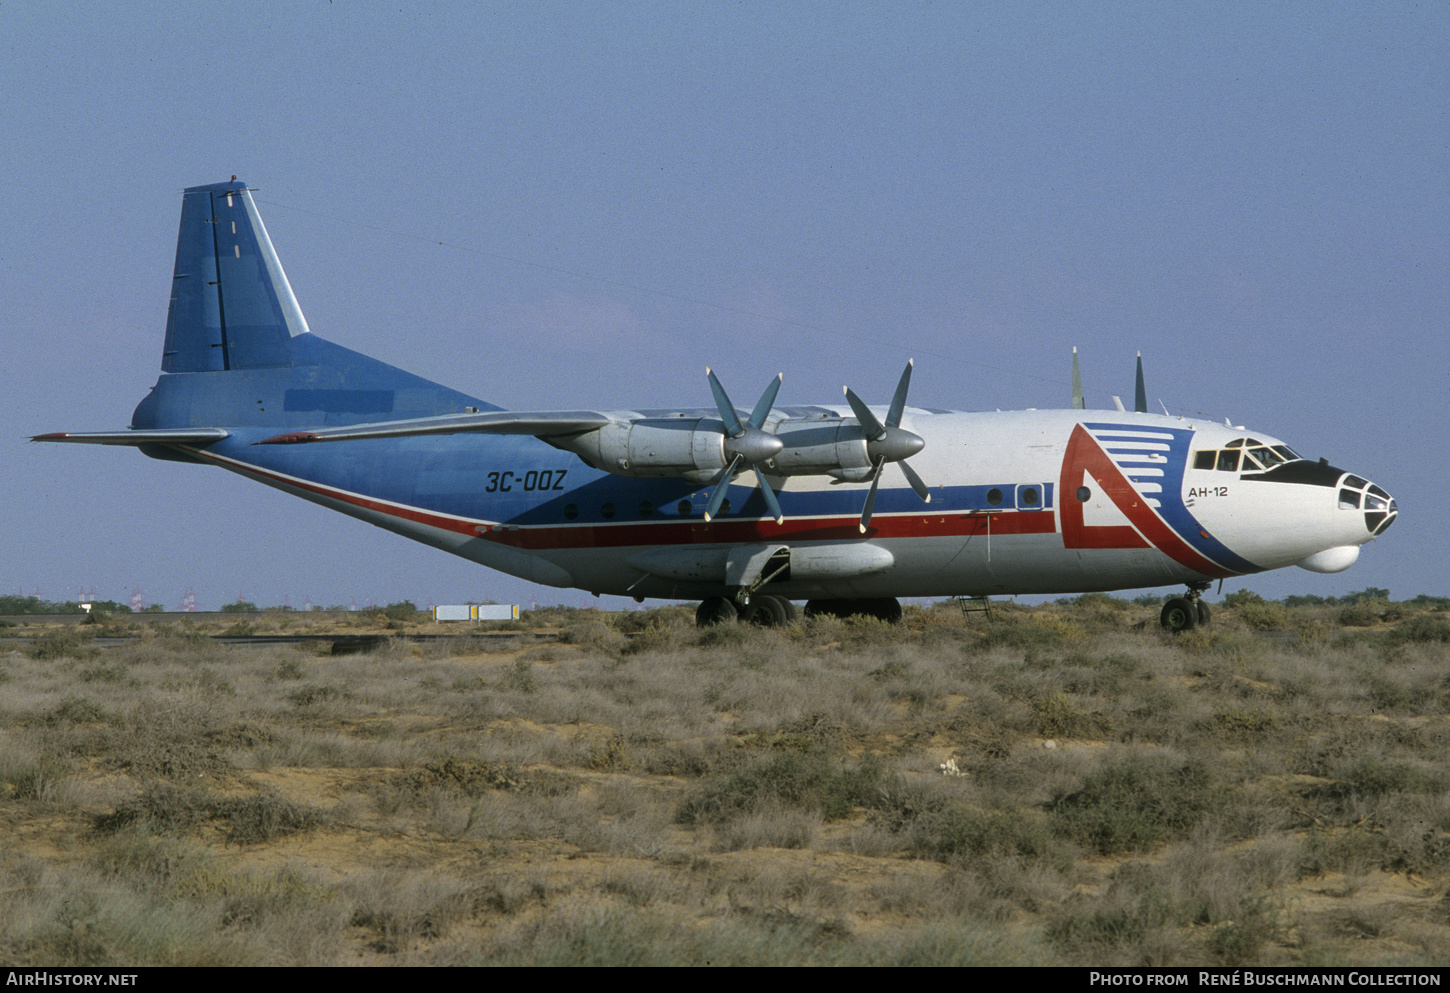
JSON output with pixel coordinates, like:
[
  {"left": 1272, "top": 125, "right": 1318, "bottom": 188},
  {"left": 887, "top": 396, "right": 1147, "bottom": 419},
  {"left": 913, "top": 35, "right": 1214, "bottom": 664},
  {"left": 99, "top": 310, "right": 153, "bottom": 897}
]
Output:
[{"left": 162, "top": 179, "right": 309, "bottom": 372}]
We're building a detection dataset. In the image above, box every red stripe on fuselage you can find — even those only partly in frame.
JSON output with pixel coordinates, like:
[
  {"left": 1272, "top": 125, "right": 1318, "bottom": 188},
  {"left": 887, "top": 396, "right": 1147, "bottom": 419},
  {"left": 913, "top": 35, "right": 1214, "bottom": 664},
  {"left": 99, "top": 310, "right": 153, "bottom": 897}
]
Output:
[
  {"left": 484, "top": 509, "right": 1057, "bottom": 549},
  {"left": 187, "top": 448, "right": 1057, "bottom": 549},
  {"left": 1059, "top": 424, "right": 1235, "bottom": 578}
]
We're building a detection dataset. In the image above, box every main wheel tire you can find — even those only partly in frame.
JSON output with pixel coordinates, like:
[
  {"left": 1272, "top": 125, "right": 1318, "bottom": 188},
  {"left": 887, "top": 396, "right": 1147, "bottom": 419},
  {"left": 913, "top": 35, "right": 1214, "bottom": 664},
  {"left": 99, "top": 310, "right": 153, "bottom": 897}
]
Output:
[
  {"left": 1160, "top": 597, "right": 1199, "bottom": 633},
  {"left": 695, "top": 596, "right": 738, "bottom": 628},
  {"left": 863, "top": 597, "right": 904, "bottom": 623},
  {"left": 1196, "top": 600, "right": 1212, "bottom": 626},
  {"left": 744, "top": 595, "right": 789, "bottom": 627}
]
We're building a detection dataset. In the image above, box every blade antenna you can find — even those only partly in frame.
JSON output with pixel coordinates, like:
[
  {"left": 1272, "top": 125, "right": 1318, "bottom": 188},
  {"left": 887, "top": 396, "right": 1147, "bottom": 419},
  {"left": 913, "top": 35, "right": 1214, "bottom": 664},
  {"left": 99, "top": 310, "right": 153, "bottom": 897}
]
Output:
[
  {"left": 1134, "top": 352, "right": 1147, "bottom": 414},
  {"left": 1071, "top": 347, "right": 1084, "bottom": 410}
]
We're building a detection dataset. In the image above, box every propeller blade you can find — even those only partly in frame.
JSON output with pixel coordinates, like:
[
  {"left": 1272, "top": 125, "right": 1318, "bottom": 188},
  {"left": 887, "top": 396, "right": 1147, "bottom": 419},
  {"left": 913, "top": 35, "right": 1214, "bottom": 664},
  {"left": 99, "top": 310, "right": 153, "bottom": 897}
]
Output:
[
  {"left": 747, "top": 373, "right": 783, "bottom": 431},
  {"left": 1134, "top": 352, "right": 1147, "bottom": 414},
  {"left": 753, "top": 466, "right": 784, "bottom": 524},
  {"left": 707, "top": 367, "right": 745, "bottom": 437},
  {"left": 843, "top": 386, "right": 886, "bottom": 441},
  {"left": 859, "top": 458, "right": 885, "bottom": 532},
  {"left": 703, "top": 454, "right": 744, "bottom": 521},
  {"left": 898, "top": 458, "right": 931, "bottom": 503},
  {"left": 886, "top": 359, "right": 913, "bottom": 428}
]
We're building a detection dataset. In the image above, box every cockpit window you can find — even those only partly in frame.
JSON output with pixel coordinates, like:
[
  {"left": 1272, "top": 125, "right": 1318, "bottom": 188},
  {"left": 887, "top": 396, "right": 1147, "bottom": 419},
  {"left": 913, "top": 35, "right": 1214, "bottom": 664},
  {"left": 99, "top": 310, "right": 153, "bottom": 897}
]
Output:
[{"left": 1193, "top": 439, "right": 1303, "bottom": 473}]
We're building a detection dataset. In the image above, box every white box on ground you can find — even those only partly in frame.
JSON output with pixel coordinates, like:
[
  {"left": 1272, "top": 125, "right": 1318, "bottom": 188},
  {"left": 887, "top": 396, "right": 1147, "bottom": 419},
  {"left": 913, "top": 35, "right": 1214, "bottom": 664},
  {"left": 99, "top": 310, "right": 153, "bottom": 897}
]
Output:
[{"left": 433, "top": 604, "right": 519, "bottom": 623}]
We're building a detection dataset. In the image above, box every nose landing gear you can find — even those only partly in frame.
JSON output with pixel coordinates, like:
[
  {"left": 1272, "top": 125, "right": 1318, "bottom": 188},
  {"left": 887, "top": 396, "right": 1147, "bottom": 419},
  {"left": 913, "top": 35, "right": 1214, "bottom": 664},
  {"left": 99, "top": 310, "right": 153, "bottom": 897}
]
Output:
[{"left": 1160, "top": 582, "right": 1212, "bottom": 633}]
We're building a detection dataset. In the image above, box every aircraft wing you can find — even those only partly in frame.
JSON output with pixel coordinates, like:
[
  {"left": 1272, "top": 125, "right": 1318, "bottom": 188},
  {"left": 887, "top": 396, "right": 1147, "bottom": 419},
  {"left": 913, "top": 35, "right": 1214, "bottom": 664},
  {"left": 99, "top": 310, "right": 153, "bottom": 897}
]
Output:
[
  {"left": 253, "top": 411, "right": 613, "bottom": 445},
  {"left": 32, "top": 428, "right": 231, "bottom": 446}
]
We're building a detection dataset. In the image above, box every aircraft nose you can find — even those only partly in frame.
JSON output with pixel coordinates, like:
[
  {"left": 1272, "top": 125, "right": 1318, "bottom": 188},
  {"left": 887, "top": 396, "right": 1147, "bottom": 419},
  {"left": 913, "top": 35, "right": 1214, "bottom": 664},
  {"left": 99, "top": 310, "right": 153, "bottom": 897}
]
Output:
[{"left": 1339, "top": 474, "right": 1397, "bottom": 537}]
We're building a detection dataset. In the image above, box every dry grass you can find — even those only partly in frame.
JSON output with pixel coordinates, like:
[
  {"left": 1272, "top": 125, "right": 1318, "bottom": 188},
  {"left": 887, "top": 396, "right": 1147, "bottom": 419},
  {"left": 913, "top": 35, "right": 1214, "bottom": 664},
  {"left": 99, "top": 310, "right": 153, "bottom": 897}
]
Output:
[{"left": 1, "top": 598, "right": 1448, "bottom": 965}]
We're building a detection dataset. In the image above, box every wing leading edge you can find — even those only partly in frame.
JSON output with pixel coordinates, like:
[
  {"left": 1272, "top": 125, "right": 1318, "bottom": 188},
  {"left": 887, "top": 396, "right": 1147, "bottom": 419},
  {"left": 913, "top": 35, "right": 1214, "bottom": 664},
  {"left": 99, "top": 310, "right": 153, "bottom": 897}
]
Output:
[{"left": 253, "top": 410, "right": 613, "bottom": 445}]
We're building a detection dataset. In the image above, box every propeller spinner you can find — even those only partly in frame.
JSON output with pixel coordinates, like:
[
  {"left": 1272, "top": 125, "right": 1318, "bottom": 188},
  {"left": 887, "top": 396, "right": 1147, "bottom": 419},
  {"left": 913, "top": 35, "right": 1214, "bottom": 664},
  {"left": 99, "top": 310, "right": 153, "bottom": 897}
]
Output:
[{"left": 843, "top": 360, "right": 931, "bottom": 532}]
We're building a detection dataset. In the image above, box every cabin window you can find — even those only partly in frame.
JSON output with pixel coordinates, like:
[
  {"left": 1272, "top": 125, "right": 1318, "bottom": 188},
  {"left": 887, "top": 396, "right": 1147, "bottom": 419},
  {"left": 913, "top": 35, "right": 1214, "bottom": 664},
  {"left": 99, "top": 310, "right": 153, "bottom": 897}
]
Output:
[
  {"left": 987, "top": 488, "right": 1003, "bottom": 506},
  {"left": 601, "top": 503, "right": 615, "bottom": 519},
  {"left": 563, "top": 504, "right": 579, "bottom": 521},
  {"left": 1020, "top": 487, "right": 1039, "bottom": 506},
  {"left": 1076, "top": 486, "right": 1091, "bottom": 502},
  {"left": 677, "top": 500, "right": 692, "bottom": 516},
  {"left": 639, "top": 501, "right": 654, "bottom": 517}
]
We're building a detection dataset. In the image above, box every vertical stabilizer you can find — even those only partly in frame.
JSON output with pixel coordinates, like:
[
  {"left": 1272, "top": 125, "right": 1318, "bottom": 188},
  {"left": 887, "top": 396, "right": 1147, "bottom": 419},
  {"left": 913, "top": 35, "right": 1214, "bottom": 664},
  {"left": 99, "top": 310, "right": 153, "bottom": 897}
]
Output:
[{"left": 162, "top": 179, "right": 310, "bottom": 372}]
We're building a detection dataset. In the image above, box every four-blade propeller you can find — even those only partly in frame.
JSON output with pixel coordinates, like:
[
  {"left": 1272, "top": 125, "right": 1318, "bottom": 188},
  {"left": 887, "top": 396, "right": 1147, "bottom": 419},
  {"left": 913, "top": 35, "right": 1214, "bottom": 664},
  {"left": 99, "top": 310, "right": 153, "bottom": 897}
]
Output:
[
  {"left": 703, "top": 368, "right": 785, "bottom": 523},
  {"left": 843, "top": 360, "right": 931, "bottom": 532}
]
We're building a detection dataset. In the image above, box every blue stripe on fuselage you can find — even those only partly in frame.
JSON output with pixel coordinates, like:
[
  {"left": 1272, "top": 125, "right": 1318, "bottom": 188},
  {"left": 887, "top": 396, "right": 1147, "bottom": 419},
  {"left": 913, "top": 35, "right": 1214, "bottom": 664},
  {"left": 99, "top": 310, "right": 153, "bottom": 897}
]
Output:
[{"left": 1084, "top": 422, "right": 1260, "bottom": 574}]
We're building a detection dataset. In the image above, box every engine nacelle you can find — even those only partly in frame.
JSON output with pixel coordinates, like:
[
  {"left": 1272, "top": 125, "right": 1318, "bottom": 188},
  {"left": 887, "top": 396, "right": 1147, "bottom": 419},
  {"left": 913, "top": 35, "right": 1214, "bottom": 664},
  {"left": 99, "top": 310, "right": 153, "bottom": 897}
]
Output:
[
  {"left": 765, "top": 417, "right": 873, "bottom": 478},
  {"left": 554, "top": 418, "right": 729, "bottom": 484}
]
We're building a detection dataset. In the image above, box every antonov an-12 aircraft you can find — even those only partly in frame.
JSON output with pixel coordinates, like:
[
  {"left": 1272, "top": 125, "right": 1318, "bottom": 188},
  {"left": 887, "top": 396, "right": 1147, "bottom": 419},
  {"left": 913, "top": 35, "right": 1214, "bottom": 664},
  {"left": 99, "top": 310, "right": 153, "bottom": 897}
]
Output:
[{"left": 37, "top": 179, "right": 1398, "bottom": 630}]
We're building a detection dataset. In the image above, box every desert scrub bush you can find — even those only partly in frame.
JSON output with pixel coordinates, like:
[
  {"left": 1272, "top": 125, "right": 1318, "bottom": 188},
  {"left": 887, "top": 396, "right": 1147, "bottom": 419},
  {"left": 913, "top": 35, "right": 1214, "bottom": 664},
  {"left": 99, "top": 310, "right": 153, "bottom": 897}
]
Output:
[
  {"left": 0, "top": 747, "right": 71, "bottom": 801},
  {"left": 1048, "top": 756, "right": 1237, "bottom": 855},
  {"left": 921, "top": 804, "right": 1062, "bottom": 867},
  {"left": 555, "top": 620, "right": 626, "bottom": 653},
  {"left": 24, "top": 627, "right": 97, "bottom": 661},
  {"left": 676, "top": 751, "right": 887, "bottom": 826},
  {"left": 1047, "top": 878, "right": 1176, "bottom": 957},
  {"left": 611, "top": 605, "right": 695, "bottom": 634},
  {"left": 967, "top": 611, "right": 1086, "bottom": 656},
  {"left": 1340, "top": 599, "right": 1389, "bottom": 627},
  {"left": 1307, "top": 755, "right": 1440, "bottom": 804},
  {"left": 1386, "top": 613, "right": 1450, "bottom": 645},
  {"left": 1298, "top": 826, "right": 1392, "bottom": 877},
  {"left": 39, "top": 695, "right": 111, "bottom": 727},
  {"left": 1232, "top": 599, "right": 1293, "bottom": 631},
  {"left": 1031, "top": 691, "right": 1112, "bottom": 740},
  {"left": 94, "top": 783, "right": 329, "bottom": 845}
]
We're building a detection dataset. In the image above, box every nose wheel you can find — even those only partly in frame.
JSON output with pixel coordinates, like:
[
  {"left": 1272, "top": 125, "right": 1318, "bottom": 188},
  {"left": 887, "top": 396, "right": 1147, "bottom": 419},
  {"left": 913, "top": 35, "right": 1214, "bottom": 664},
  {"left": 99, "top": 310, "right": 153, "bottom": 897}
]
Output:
[{"left": 1160, "top": 583, "right": 1212, "bottom": 633}]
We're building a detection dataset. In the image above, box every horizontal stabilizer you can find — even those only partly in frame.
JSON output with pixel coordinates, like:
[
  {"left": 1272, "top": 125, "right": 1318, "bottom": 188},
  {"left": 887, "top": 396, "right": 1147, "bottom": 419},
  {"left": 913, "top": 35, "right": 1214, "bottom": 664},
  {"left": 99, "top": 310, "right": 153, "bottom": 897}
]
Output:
[
  {"left": 254, "top": 410, "right": 613, "bottom": 445},
  {"left": 32, "top": 428, "right": 230, "bottom": 446}
]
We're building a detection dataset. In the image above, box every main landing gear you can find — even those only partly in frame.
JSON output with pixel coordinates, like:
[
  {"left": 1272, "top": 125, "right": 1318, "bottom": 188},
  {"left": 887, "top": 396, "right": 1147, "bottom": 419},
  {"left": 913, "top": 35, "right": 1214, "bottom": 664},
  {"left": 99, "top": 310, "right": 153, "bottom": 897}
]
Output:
[
  {"left": 695, "top": 594, "right": 798, "bottom": 628},
  {"left": 1159, "top": 582, "right": 1212, "bottom": 633},
  {"left": 694, "top": 595, "right": 904, "bottom": 628}
]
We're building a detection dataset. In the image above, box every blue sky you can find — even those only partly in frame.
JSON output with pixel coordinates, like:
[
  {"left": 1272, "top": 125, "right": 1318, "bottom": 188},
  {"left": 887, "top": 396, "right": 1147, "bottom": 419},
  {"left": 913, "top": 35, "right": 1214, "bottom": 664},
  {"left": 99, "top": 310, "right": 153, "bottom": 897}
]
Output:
[{"left": 3, "top": 2, "right": 1444, "bottom": 610}]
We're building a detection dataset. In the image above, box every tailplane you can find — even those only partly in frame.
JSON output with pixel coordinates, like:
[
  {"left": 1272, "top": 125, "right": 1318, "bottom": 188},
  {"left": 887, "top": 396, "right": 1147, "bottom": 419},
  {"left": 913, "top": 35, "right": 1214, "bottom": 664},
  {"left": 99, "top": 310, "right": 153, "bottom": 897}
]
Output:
[
  {"left": 162, "top": 178, "right": 308, "bottom": 372},
  {"left": 38, "top": 178, "right": 492, "bottom": 449}
]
